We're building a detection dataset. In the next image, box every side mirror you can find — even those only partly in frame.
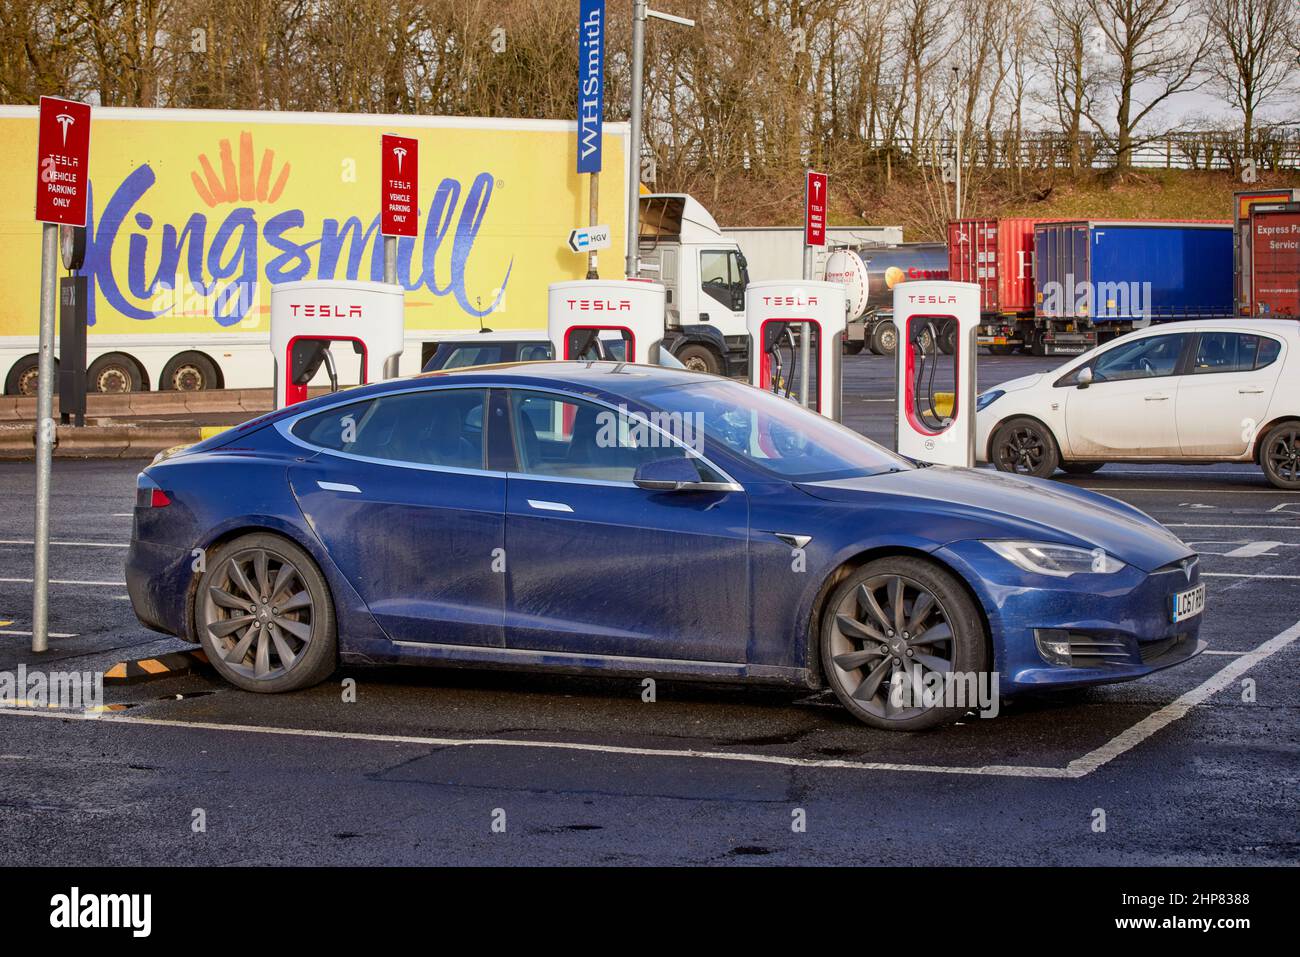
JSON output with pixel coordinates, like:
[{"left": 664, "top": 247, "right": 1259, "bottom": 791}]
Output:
[
  {"left": 1076, "top": 366, "right": 1094, "bottom": 389},
  {"left": 633, "top": 456, "right": 740, "bottom": 493}
]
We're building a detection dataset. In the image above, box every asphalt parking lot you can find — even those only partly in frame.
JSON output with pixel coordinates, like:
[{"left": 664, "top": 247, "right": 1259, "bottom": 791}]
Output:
[{"left": 0, "top": 352, "right": 1296, "bottom": 865}]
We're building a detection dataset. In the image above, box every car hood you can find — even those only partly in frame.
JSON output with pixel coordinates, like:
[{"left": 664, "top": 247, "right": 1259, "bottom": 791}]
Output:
[
  {"left": 989, "top": 372, "right": 1044, "bottom": 394},
  {"left": 797, "top": 466, "right": 1192, "bottom": 572}
]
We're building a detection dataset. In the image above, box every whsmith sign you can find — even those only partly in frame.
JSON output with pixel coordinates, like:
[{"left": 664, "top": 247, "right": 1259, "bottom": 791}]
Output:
[
  {"left": 576, "top": 0, "right": 605, "bottom": 174},
  {"left": 0, "top": 107, "right": 628, "bottom": 338}
]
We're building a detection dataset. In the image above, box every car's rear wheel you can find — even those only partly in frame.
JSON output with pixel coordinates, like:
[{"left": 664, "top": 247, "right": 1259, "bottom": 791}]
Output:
[
  {"left": 195, "top": 533, "right": 337, "bottom": 693},
  {"left": 990, "top": 417, "right": 1060, "bottom": 478},
  {"left": 821, "top": 557, "right": 989, "bottom": 731},
  {"left": 1261, "top": 423, "right": 1300, "bottom": 490}
]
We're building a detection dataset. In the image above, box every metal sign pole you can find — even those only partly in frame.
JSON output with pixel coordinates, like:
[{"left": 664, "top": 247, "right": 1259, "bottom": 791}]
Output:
[
  {"left": 384, "top": 236, "right": 397, "bottom": 285},
  {"left": 800, "top": 246, "right": 811, "bottom": 408},
  {"left": 625, "top": 1, "right": 647, "bottom": 279},
  {"left": 32, "top": 223, "right": 57, "bottom": 653},
  {"left": 587, "top": 172, "right": 600, "bottom": 279}
]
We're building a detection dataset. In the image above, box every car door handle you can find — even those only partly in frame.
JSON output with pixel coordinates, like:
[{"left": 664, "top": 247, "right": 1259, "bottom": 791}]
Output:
[
  {"left": 1143, "top": 394, "right": 1169, "bottom": 401},
  {"left": 318, "top": 481, "right": 361, "bottom": 493},
  {"left": 1238, "top": 388, "right": 1265, "bottom": 394},
  {"left": 527, "top": 499, "right": 573, "bottom": 513}
]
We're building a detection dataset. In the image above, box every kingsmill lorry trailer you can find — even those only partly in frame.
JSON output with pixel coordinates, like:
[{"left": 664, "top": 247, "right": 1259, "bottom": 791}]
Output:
[{"left": 0, "top": 105, "right": 631, "bottom": 395}]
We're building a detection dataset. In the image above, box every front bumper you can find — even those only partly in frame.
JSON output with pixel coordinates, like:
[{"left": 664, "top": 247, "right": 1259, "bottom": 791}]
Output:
[{"left": 937, "top": 541, "right": 1205, "bottom": 693}]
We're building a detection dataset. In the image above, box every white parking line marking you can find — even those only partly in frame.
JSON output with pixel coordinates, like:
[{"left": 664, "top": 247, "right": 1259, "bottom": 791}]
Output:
[
  {"left": 1066, "top": 620, "right": 1300, "bottom": 777},
  {"left": 1166, "top": 524, "right": 1300, "bottom": 530},
  {"left": 0, "top": 578, "right": 126, "bottom": 587},
  {"left": 2, "top": 622, "right": 1297, "bottom": 780},
  {"left": 1202, "top": 572, "right": 1300, "bottom": 580},
  {"left": 0, "top": 539, "right": 126, "bottom": 548},
  {"left": 0, "top": 707, "right": 1074, "bottom": 778},
  {"left": 1221, "top": 542, "right": 1291, "bottom": 558},
  {"left": 0, "top": 629, "right": 78, "bottom": 638},
  {"left": 1201, "top": 650, "right": 1247, "bottom": 656}
]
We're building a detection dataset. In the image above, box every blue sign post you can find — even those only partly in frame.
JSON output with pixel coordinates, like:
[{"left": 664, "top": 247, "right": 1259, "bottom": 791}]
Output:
[{"left": 577, "top": 0, "right": 605, "bottom": 175}]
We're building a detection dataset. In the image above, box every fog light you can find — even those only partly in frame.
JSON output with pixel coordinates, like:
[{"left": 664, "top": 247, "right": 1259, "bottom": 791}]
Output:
[{"left": 1035, "top": 628, "right": 1072, "bottom": 666}]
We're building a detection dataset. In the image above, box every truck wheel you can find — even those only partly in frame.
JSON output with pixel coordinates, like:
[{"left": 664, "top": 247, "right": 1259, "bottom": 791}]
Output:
[
  {"left": 5, "top": 355, "right": 48, "bottom": 396},
  {"left": 987, "top": 344, "right": 1016, "bottom": 356},
  {"left": 162, "top": 353, "right": 219, "bottom": 392},
  {"left": 674, "top": 344, "right": 722, "bottom": 375},
  {"left": 1260, "top": 423, "right": 1300, "bottom": 490},
  {"left": 1028, "top": 331, "right": 1049, "bottom": 357},
  {"left": 844, "top": 340, "right": 866, "bottom": 356},
  {"left": 869, "top": 323, "right": 897, "bottom": 356},
  {"left": 939, "top": 321, "right": 956, "bottom": 355},
  {"left": 990, "top": 417, "right": 1060, "bottom": 478},
  {"left": 88, "top": 354, "right": 143, "bottom": 393}
]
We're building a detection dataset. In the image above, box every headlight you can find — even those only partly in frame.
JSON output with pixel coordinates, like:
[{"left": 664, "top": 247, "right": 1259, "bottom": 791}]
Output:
[
  {"left": 983, "top": 540, "right": 1126, "bottom": 577},
  {"left": 975, "top": 389, "right": 1004, "bottom": 412}
]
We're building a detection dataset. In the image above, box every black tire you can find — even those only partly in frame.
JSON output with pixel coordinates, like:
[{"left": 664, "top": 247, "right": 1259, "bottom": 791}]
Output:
[
  {"left": 5, "top": 355, "right": 49, "bottom": 396},
  {"left": 990, "top": 416, "right": 1061, "bottom": 478},
  {"left": 1028, "top": 331, "right": 1048, "bottom": 357},
  {"left": 938, "top": 320, "right": 956, "bottom": 355},
  {"left": 161, "top": 352, "right": 219, "bottom": 392},
  {"left": 987, "top": 344, "right": 1016, "bottom": 357},
  {"left": 195, "top": 532, "right": 338, "bottom": 693},
  {"left": 1260, "top": 422, "right": 1300, "bottom": 490},
  {"left": 843, "top": 340, "right": 866, "bottom": 356},
  {"left": 820, "top": 556, "right": 990, "bottom": 731},
  {"left": 869, "top": 322, "right": 897, "bottom": 356},
  {"left": 1061, "top": 462, "right": 1103, "bottom": 475},
  {"left": 674, "top": 343, "right": 722, "bottom": 375},
  {"left": 87, "top": 353, "right": 143, "bottom": 393}
]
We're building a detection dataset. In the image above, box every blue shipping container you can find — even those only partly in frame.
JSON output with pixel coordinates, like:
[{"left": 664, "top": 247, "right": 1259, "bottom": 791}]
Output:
[{"left": 1034, "top": 221, "right": 1233, "bottom": 322}]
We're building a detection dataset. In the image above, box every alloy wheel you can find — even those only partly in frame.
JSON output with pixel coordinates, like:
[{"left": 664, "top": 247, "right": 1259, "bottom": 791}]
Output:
[
  {"left": 1267, "top": 429, "right": 1300, "bottom": 483},
  {"left": 998, "top": 426, "right": 1045, "bottom": 474},
  {"left": 828, "top": 574, "right": 954, "bottom": 721},
  {"left": 202, "top": 547, "right": 315, "bottom": 681}
]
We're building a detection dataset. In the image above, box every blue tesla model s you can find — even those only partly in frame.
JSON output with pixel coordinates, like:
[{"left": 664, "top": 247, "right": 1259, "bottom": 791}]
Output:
[{"left": 126, "top": 362, "right": 1205, "bottom": 730}]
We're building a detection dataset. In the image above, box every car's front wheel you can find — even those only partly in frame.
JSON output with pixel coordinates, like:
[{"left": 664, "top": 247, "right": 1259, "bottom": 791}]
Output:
[
  {"left": 1261, "top": 422, "right": 1300, "bottom": 490},
  {"left": 820, "top": 557, "right": 990, "bottom": 731},
  {"left": 195, "top": 533, "right": 337, "bottom": 693},
  {"left": 990, "top": 417, "right": 1060, "bottom": 478}
]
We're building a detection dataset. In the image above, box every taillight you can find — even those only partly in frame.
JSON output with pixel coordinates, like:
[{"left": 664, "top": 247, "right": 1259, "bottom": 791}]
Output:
[{"left": 136, "top": 472, "right": 171, "bottom": 509}]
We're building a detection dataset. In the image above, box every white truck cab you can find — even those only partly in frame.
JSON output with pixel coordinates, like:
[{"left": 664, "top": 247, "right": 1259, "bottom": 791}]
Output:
[{"left": 638, "top": 194, "right": 751, "bottom": 376}]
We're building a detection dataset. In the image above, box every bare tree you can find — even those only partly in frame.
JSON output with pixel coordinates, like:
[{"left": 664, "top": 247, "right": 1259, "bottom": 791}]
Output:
[
  {"left": 1085, "top": 0, "right": 1209, "bottom": 168},
  {"left": 1202, "top": 0, "right": 1297, "bottom": 154},
  {"left": 1032, "top": 0, "right": 1102, "bottom": 171}
]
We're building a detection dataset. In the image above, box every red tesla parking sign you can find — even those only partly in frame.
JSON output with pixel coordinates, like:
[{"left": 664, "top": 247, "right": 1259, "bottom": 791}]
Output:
[
  {"left": 381, "top": 133, "right": 419, "bottom": 237},
  {"left": 805, "top": 170, "right": 827, "bottom": 248},
  {"left": 35, "top": 96, "right": 91, "bottom": 226}
]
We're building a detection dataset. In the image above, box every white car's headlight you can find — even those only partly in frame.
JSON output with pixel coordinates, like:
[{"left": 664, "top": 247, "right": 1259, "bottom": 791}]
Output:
[{"left": 983, "top": 540, "right": 1126, "bottom": 577}]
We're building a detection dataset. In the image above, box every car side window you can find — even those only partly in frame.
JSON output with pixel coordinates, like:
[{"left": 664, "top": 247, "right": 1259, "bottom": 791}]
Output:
[
  {"left": 292, "top": 389, "right": 487, "bottom": 469},
  {"left": 1091, "top": 333, "right": 1189, "bottom": 382},
  {"left": 700, "top": 250, "right": 745, "bottom": 310},
  {"left": 441, "top": 345, "right": 503, "bottom": 369},
  {"left": 517, "top": 343, "right": 554, "bottom": 361},
  {"left": 1255, "top": 336, "right": 1282, "bottom": 370},
  {"left": 508, "top": 390, "right": 722, "bottom": 484},
  {"left": 1192, "top": 333, "right": 1259, "bottom": 374}
]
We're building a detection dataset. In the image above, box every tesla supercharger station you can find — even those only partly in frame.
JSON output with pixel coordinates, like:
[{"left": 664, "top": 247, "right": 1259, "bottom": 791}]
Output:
[
  {"left": 891, "top": 280, "right": 980, "bottom": 466},
  {"left": 746, "top": 280, "right": 847, "bottom": 420},
  {"left": 269, "top": 279, "right": 406, "bottom": 409},
  {"left": 547, "top": 279, "right": 669, "bottom": 362}
]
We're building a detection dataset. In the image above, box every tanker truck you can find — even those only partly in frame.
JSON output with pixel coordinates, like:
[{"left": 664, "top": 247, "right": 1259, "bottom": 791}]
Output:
[{"left": 822, "top": 243, "right": 951, "bottom": 355}]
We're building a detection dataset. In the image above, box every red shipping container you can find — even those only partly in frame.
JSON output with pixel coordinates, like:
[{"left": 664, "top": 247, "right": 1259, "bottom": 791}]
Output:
[
  {"left": 1250, "top": 204, "right": 1300, "bottom": 318},
  {"left": 947, "top": 218, "right": 1045, "bottom": 315}
]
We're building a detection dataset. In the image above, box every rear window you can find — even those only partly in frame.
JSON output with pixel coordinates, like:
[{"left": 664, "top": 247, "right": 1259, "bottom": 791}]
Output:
[{"left": 291, "top": 389, "right": 487, "bottom": 469}]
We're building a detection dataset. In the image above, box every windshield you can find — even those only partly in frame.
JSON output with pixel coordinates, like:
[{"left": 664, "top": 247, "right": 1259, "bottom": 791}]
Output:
[{"left": 639, "top": 378, "right": 910, "bottom": 482}]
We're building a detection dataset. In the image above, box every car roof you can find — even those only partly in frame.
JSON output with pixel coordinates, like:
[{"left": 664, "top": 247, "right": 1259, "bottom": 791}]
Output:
[
  {"left": 1128, "top": 318, "right": 1300, "bottom": 338},
  {"left": 430, "top": 330, "right": 549, "bottom": 344}
]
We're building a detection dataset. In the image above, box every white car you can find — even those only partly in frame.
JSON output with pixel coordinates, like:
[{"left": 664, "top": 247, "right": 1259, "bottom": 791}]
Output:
[{"left": 975, "top": 319, "right": 1300, "bottom": 489}]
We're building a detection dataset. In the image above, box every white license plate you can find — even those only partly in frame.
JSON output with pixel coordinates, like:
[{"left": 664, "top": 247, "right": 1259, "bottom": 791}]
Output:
[{"left": 1171, "top": 583, "right": 1205, "bottom": 623}]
